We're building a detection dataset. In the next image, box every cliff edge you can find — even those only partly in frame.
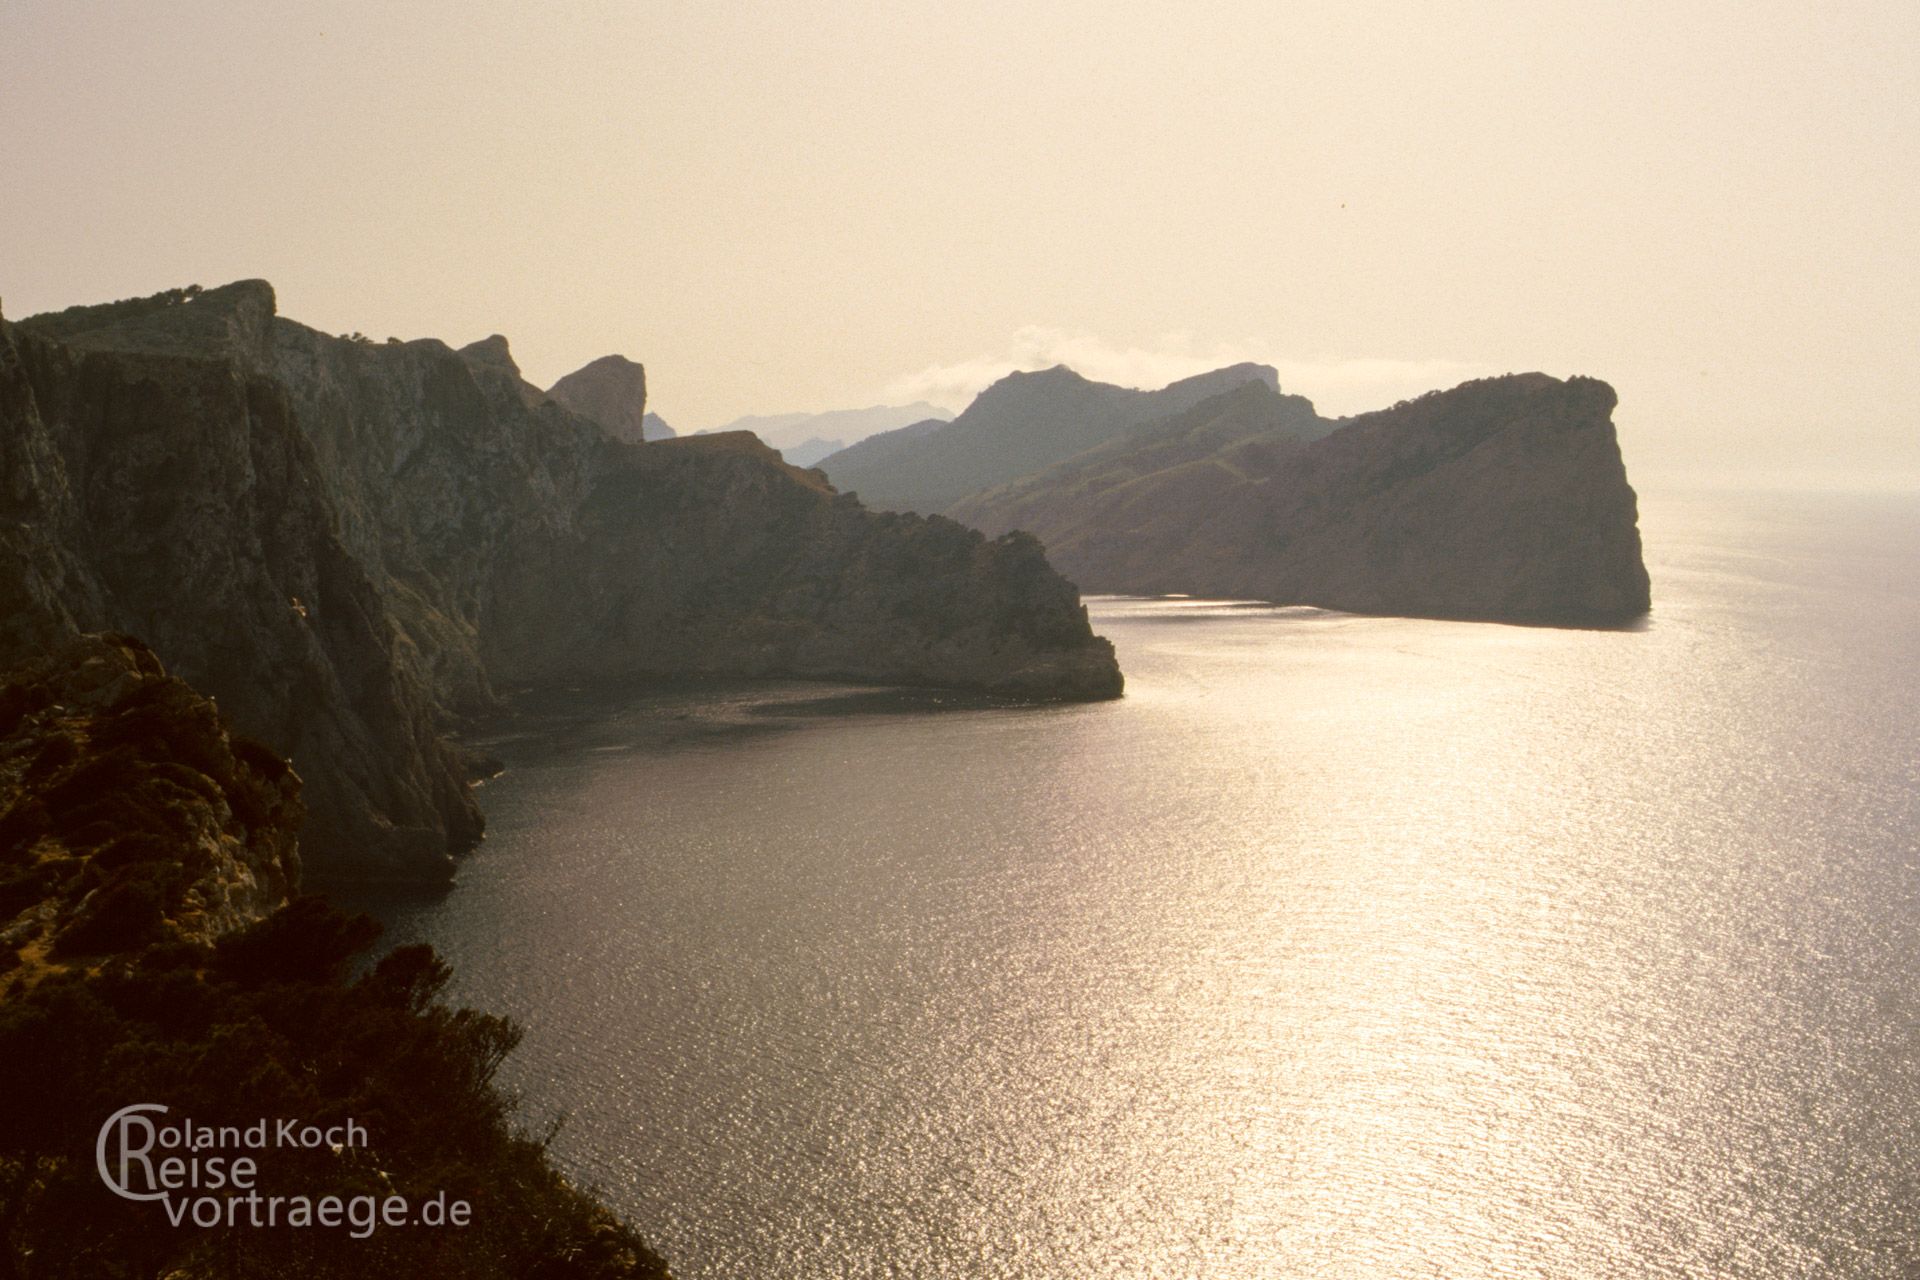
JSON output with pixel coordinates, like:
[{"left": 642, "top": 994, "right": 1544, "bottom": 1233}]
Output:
[{"left": 2, "top": 283, "right": 1121, "bottom": 882}]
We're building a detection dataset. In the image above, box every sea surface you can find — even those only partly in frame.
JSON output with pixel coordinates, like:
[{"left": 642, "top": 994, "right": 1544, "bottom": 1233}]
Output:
[{"left": 363, "top": 489, "right": 1920, "bottom": 1279}]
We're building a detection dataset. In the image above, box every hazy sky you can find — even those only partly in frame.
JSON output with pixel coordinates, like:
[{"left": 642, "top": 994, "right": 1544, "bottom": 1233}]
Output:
[{"left": 3, "top": 1, "right": 1914, "bottom": 484}]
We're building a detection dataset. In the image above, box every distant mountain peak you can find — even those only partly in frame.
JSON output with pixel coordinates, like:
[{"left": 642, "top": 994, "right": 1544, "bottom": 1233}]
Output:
[
  {"left": 981, "top": 363, "right": 1099, "bottom": 392},
  {"left": 818, "top": 360, "right": 1282, "bottom": 514},
  {"left": 1165, "top": 361, "right": 1280, "bottom": 392},
  {"left": 1015, "top": 363, "right": 1089, "bottom": 381}
]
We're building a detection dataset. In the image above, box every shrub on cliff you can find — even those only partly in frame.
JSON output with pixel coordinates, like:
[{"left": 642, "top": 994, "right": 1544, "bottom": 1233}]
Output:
[
  {"left": 0, "top": 637, "right": 670, "bottom": 1277},
  {"left": 0, "top": 896, "right": 671, "bottom": 1279}
]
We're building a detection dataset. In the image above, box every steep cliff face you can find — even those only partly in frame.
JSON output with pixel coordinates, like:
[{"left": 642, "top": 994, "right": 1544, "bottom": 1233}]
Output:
[
  {"left": 818, "top": 363, "right": 1280, "bottom": 515},
  {"left": 3, "top": 289, "right": 481, "bottom": 883},
  {"left": 454, "top": 334, "right": 548, "bottom": 409},
  {"left": 0, "top": 634, "right": 299, "bottom": 987},
  {"left": 268, "top": 314, "right": 606, "bottom": 718},
  {"left": 265, "top": 314, "right": 1118, "bottom": 706},
  {"left": 482, "top": 433, "right": 1122, "bottom": 698},
  {"left": 953, "top": 373, "right": 1652, "bottom": 625},
  {"left": 2, "top": 283, "right": 1122, "bottom": 880}
]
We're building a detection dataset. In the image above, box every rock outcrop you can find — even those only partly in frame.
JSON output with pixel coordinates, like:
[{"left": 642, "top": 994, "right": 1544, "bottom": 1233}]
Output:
[
  {"left": 0, "top": 634, "right": 299, "bottom": 987},
  {"left": 548, "top": 353, "right": 653, "bottom": 443},
  {"left": 456, "top": 333, "right": 549, "bottom": 409},
  {"left": 951, "top": 373, "right": 1652, "bottom": 625},
  {"left": 1, "top": 283, "right": 1121, "bottom": 882},
  {"left": 818, "top": 363, "right": 1280, "bottom": 515}
]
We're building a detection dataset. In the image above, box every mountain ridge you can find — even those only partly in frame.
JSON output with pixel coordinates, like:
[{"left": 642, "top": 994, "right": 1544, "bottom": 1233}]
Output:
[{"left": 818, "top": 362, "right": 1281, "bottom": 514}]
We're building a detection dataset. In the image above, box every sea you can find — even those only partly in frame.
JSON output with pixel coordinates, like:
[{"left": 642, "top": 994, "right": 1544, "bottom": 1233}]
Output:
[{"left": 362, "top": 488, "right": 1920, "bottom": 1278}]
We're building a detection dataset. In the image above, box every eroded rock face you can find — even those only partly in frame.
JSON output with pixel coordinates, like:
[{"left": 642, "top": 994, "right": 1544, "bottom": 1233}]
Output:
[
  {"left": 953, "top": 374, "right": 1652, "bottom": 626},
  {"left": 0, "top": 634, "right": 300, "bottom": 985},
  {"left": 1, "top": 284, "right": 1121, "bottom": 880}
]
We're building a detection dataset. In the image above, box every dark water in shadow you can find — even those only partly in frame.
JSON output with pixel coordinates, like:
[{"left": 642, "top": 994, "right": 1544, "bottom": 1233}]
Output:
[{"left": 361, "top": 489, "right": 1920, "bottom": 1278}]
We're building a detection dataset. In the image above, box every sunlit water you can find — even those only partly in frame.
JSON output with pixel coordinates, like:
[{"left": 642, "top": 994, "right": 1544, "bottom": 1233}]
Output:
[{"left": 361, "top": 490, "right": 1920, "bottom": 1278}]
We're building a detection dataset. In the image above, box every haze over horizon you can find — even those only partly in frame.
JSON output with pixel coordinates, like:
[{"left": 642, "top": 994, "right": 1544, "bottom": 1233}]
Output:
[{"left": 3, "top": 0, "right": 1914, "bottom": 486}]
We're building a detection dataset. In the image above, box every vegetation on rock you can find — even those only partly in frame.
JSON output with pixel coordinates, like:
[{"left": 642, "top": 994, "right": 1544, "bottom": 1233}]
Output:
[{"left": 0, "top": 639, "right": 670, "bottom": 1278}]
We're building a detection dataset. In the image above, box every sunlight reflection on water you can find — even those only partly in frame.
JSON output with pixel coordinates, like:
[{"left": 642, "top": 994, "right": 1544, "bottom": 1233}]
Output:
[{"left": 365, "top": 490, "right": 1920, "bottom": 1278}]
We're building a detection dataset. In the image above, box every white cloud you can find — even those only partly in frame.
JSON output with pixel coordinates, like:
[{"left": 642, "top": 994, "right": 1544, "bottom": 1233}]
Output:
[{"left": 880, "top": 327, "right": 1496, "bottom": 418}]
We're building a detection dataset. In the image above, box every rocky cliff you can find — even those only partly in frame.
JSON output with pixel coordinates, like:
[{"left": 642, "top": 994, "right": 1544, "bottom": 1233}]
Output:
[
  {"left": 818, "top": 363, "right": 1280, "bottom": 514},
  {"left": 952, "top": 374, "right": 1652, "bottom": 625},
  {"left": 481, "top": 432, "right": 1123, "bottom": 699},
  {"left": 2, "top": 286, "right": 480, "bottom": 883},
  {"left": 1, "top": 283, "right": 1121, "bottom": 882}
]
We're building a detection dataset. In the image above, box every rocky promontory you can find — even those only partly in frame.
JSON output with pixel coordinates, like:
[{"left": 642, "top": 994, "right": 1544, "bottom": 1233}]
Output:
[
  {"left": 951, "top": 373, "right": 1652, "bottom": 625},
  {"left": 0, "top": 282, "right": 1121, "bottom": 882}
]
